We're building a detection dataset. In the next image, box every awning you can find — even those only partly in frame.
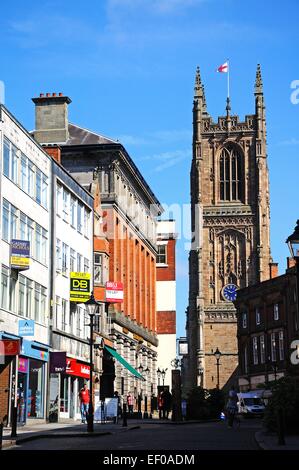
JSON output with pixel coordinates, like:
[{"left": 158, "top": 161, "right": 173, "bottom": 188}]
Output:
[{"left": 105, "top": 345, "right": 145, "bottom": 380}]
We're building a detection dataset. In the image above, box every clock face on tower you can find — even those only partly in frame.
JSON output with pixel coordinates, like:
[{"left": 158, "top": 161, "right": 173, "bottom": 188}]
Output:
[{"left": 222, "top": 283, "right": 238, "bottom": 302}]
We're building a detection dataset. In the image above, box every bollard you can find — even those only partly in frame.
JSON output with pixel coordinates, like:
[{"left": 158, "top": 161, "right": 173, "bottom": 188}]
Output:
[
  {"left": 277, "top": 407, "right": 286, "bottom": 445},
  {"left": 0, "top": 422, "right": 3, "bottom": 451},
  {"left": 11, "top": 407, "right": 17, "bottom": 438},
  {"left": 122, "top": 403, "right": 127, "bottom": 427}
]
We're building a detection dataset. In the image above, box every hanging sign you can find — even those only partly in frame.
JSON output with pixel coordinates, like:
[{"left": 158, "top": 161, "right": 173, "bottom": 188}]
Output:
[
  {"left": 70, "top": 272, "right": 91, "bottom": 302},
  {"left": 106, "top": 281, "right": 124, "bottom": 303},
  {"left": 10, "top": 239, "right": 30, "bottom": 270}
]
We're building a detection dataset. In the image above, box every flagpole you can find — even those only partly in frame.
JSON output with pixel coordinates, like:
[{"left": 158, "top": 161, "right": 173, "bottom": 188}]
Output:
[{"left": 227, "top": 58, "right": 230, "bottom": 99}]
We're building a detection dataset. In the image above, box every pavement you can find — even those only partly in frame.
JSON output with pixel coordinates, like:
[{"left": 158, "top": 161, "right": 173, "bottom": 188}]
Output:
[
  {"left": 255, "top": 430, "right": 299, "bottom": 450},
  {"left": 1, "top": 416, "right": 210, "bottom": 450},
  {"left": 2, "top": 417, "right": 299, "bottom": 451}
]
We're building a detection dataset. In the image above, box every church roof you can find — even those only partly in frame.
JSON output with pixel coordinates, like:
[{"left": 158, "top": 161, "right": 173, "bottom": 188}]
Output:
[{"left": 65, "top": 123, "right": 118, "bottom": 146}]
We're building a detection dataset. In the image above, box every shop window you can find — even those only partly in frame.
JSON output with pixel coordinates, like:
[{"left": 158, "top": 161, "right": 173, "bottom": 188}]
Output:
[{"left": 28, "top": 359, "right": 44, "bottom": 418}]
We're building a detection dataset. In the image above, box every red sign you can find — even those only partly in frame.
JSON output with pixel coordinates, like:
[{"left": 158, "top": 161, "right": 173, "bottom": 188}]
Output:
[
  {"left": 0, "top": 340, "right": 20, "bottom": 356},
  {"left": 66, "top": 358, "right": 90, "bottom": 379},
  {"left": 106, "top": 281, "right": 124, "bottom": 303}
]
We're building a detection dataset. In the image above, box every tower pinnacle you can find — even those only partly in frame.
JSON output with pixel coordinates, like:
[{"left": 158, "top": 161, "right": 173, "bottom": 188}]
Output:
[
  {"left": 194, "top": 66, "right": 203, "bottom": 99},
  {"left": 255, "top": 64, "right": 263, "bottom": 94}
]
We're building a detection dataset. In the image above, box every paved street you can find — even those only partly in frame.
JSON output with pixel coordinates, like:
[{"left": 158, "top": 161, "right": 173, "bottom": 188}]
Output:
[{"left": 8, "top": 419, "right": 261, "bottom": 451}]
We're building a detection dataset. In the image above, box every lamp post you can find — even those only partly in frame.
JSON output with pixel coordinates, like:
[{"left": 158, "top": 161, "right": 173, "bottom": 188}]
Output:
[
  {"left": 84, "top": 292, "right": 101, "bottom": 433},
  {"left": 161, "top": 368, "right": 167, "bottom": 387},
  {"left": 214, "top": 348, "right": 222, "bottom": 389},
  {"left": 198, "top": 364, "right": 204, "bottom": 387},
  {"left": 286, "top": 219, "right": 299, "bottom": 321}
]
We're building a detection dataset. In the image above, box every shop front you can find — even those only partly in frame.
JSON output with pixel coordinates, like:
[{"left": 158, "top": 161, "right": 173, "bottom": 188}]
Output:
[
  {"left": 18, "top": 339, "right": 49, "bottom": 424},
  {"left": 60, "top": 357, "right": 90, "bottom": 420}
]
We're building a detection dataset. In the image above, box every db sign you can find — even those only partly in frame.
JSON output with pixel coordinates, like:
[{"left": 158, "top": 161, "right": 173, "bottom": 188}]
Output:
[
  {"left": 106, "top": 281, "right": 124, "bottom": 303},
  {"left": 70, "top": 272, "right": 91, "bottom": 302}
]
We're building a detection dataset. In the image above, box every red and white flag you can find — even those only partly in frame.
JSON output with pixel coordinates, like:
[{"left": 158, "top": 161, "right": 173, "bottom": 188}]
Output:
[{"left": 217, "top": 61, "right": 228, "bottom": 73}]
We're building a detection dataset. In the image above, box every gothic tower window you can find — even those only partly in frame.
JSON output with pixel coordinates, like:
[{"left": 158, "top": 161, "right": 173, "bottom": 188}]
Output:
[{"left": 219, "top": 146, "right": 243, "bottom": 201}]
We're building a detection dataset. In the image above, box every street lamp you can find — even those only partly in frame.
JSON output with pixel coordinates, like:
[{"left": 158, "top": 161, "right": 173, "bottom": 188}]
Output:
[
  {"left": 156, "top": 367, "right": 168, "bottom": 387},
  {"left": 161, "top": 368, "right": 167, "bottom": 387},
  {"left": 286, "top": 220, "right": 299, "bottom": 326},
  {"left": 214, "top": 348, "right": 222, "bottom": 389},
  {"left": 84, "top": 292, "right": 101, "bottom": 433}
]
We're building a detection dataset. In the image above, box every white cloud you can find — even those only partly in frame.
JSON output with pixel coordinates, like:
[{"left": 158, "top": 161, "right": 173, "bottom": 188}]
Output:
[
  {"left": 141, "top": 149, "right": 191, "bottom": 172},
  {"left": 278, "top": 138, "right": 299, "bottom": 146},
  {"left": 117, "top": 129, "right": 191, "bottom": 146}
]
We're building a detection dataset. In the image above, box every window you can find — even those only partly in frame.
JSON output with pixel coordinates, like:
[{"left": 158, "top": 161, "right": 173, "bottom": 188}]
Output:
[
  {"left": 94, "top": 253, "right": 103, "bottom": 284},
  {"left": 35, "top": 224, "right": 42, "bottom": 261},
  {"left": 274, "top": 303, "right": 279, "bottom": 321},
  {"left": 12, "top": 145, "right": 19, "bottom": 183},
  {"left": 9, "top": 274, "right": 17, "bottom": 313},
  {"left": 279, "top": 331, "right": 284, "bottom": 361},
  {"left": 3, "top": 137, "right": 10, "bottom": 177},
  {"left": 10, "top": 206, "right": 18, "bottom": 240},
  {"left": 28, "top": 161, "right": 35, "bottom": 197},
  {"left": 2, "top": 199, "right": 10, "bottom": 241},
  {"left": 77, "top": 203, "right": 83, "bottom": 233},
  {"left": 242, "top": 312, "right": 247, "bottom": 329},
  {"left": 157, "top": 244, "right": 167, "bottom": 264},
  {"left": 62, "top": 243, "right": 69, "bottom": 275},
  {"left": 219, "top": 145, "right": 243, "bottom": 201},
  {"left": 56, "top": 239, "right": 62, "bottom": 271},
  {"left": 62, "top": 299, "right": 68, "bottom": 332},
  {"left": 36, "top": 170, "right": 42, "bottom": 204},
  {"left": 76, "top": 307, "right": 82, "bottom": 337},
  {"left": 70, "top": 197, "right": 76, "bottom": 227},
  {"left": 63, "top": 188, "right": 69, "bottom": 222},
  {"left": 1, "top": 266, "right": 9, "bottom": 309},
  {"left": 34, "top": 283, "right": 41, "bottom": 322},
  {"left": 41, "top": 229, "right": 48, "bottom": 265},
  {"left": 77, "top": 253, "right": 82, "bottom": 272},
  {"left": 70, "top": 249, "right": 76, "bottom": 273},
  {"left": 84, "top": 209, "right": 90, "bottom": 237},
  {"left": 55, "top": 297, "right": 60, "bottom": 330},
  {"left": 256, "top": 307, "right": 261, "bottom": 325},
  {"left": 271, "top": 332, "right": 277, "bottom": 362},
  {"left": 21, "top": 154, "right": 27, "bottom": 191},
  {"left": 260, "top": 335, "right": 265, "bottom": 364},
  {"left": 253, "top": 336, "right": 258, "bottom": 365},
  {"left": 41, "top": 174, "right": 48, "bottom": 208},
  {"left": 26, "top": 280, "right": 33, "bottom": 319},
  {"left": 84, "top": 258, "right": 89, "bottom": 274},
  {"left": 18, "top": 275, "right": 26, "bottom": 316},
  {"left": 40, "top": 287, "right": 47, "bottom": 324},
  {"left": 56, "top": 184, "right": 62, "bottom": 217}
]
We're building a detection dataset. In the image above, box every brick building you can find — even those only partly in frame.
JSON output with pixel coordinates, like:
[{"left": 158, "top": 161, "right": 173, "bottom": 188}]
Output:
[
  {"left": 31, "top": 93, "right": 163, "bottom": 410},
  {"left": 234, "top": 259, "right": 299, "bottom": 391},
  {"left": 156, "top": 220, "right": 177, "bottom": 390},
  {"left": 185, "top": 65, "right": 274, "bottom": 393}
]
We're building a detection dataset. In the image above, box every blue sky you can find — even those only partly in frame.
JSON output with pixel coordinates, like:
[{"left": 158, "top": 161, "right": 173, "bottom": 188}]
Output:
[{"left": 1, "top": 0, "right": 299, "bottom": 338}]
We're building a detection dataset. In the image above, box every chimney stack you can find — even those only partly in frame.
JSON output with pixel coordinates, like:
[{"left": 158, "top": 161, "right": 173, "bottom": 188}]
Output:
[{"left": 32, "top": 93, "right": 72, "bottom": 144}]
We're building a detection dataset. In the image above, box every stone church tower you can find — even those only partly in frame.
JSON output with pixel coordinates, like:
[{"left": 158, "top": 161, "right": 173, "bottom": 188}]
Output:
[{"left": 185, "top": 65, "right": 273, "bottom": 392}]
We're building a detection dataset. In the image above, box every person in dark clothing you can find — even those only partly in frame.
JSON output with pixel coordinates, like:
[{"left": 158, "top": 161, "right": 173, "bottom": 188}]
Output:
[{"left": 163, "top": 389, "right": 172, "bottom": 419}]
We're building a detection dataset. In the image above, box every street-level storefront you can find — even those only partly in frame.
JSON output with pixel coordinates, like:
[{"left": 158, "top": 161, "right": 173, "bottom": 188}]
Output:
[
  {"left": 18, "top": 339, "right": 49, "bottom": 424},
  {"left": 60, "top": 358, "right": 90, "bottom": 420}
]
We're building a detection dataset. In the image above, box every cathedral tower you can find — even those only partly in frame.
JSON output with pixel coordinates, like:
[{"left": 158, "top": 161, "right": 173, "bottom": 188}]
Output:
[{"left": 185, "top": 65, "right": 272, "bottom": 391}]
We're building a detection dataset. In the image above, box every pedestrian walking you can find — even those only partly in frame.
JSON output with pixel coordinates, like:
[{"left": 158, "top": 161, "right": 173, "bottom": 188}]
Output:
[
  {"left": 78, "top": 383, "right": 90, "bottom": 424},
  {"left": 158, "top": 390, "right": 165, "bottom": 419},
  {"left": 127, "top": 392, "right": 134, "bottom": 414},
  {"left": 226, "top": 385, "right": 238, "bottom": 428}
]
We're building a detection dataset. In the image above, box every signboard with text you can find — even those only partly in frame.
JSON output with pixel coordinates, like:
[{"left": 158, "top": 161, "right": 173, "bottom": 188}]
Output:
[
  {"left": 66, "top": 358, "right": 90, "bottom": 379},
  {"left": 50, "top": 351, "right": 67, "bottom": 373},
  {"left": 18, "top": 319, "right": 35, "bottom": 337},
  {"left": 106, "top": 281, "right": 124, "bottom": 303},
  {"left": 0, "top": 340, "right": 20, "bottom": 357},
  {"left": 70, "top": 272, "right": 91, "bottom": 303},
  {"left": 10, "top": 239, "right": 30, "bottom": 270}
]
